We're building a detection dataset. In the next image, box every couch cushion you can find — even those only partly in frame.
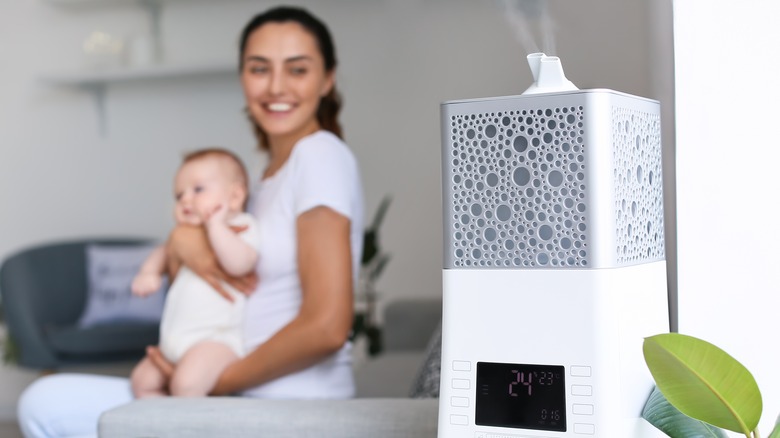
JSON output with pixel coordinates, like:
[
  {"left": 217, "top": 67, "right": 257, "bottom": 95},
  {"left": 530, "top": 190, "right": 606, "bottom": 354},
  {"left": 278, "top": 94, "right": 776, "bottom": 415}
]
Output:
[
  {"left": 100, "top": 398, "right": 439, "bottom": 438},
  {"left": 78, "top": 244, "right": 166, "bottom": 328},
  {"left": 408, "top": 322, "right": 441, "bottom": 398},
  {"left": 46, "top": 322, "right": 159, "bottom": 355}
]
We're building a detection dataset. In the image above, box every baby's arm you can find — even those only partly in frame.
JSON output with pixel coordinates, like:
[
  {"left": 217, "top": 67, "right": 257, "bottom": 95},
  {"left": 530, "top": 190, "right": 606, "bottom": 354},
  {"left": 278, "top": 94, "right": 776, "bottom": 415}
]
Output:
[
  {"left": 131, "top": 245, "right": 168, "bottom": 297},
  {"left": 206, "top": 207, "right": 258, "bottom": 277}
]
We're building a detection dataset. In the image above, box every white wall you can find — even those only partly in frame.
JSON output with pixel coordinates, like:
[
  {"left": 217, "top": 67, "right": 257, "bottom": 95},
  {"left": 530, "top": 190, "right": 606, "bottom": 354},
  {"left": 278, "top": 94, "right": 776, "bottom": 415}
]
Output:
[
  {"left": 646, "top": 0, "right": 678, "bottom": 330},
  {"left": 0, "top": 0, "right": 657, "bottom": 421},
  {"left": 674, "top": 0, "right": 780, "bottom": 435}
]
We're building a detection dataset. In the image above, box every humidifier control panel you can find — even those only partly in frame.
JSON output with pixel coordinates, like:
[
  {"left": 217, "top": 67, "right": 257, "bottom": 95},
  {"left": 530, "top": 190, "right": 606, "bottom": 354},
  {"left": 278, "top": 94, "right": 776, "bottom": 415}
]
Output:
[
  {"left": 446, "top": 359, "right": 597, "bottom": 435},
  {"left": 476, "top": 362, "right": 567, "bottom": 431}
]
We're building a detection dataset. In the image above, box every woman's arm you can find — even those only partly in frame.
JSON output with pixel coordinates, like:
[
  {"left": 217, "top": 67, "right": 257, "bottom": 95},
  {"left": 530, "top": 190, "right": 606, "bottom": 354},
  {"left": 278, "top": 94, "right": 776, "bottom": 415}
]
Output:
[
  {"left": 167, "top": 224, "right": 257, "bottom": 300},
  {"left": 210, "top": 205, "right": 354, "bottom": 395}
]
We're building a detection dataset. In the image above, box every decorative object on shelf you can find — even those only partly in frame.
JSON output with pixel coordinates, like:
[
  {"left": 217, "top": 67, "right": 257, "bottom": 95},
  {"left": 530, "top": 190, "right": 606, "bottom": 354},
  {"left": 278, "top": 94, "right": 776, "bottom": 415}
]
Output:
[
  {"left": 351, "top": 195, "right": 392, "bottom": 357},
  {"left": 39, "top": 0, "right": 180, "bottom": 136},
  {"left": 642, "top": 332, "right": 778, "bottom": 438},
  {"left": 82, "top": 30, "right": 126, "bottom": 69}
]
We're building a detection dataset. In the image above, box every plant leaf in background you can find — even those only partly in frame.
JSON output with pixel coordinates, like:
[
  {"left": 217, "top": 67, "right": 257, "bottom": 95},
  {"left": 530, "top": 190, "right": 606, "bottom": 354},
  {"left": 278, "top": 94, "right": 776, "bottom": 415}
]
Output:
[
  {"left": 361, "top": 195, "right": 392, "bottom": 266},
  {"left": 643, "top": 386, "right": 728, "bottom": 438},
  {"left": 354, "top": 195, "right": 392, "bottom": 357},
  {"left": 768, "top": 413, "right": 780, "bottom": 438},
  {"left": 1, "top": 335, "right": 19, "bottom": 365},
  {"left": 643, "top": 333, "right": 762, "bottom": 436},
  {"left": 368, "top": 254, "right": 391, "bottom": 283}
]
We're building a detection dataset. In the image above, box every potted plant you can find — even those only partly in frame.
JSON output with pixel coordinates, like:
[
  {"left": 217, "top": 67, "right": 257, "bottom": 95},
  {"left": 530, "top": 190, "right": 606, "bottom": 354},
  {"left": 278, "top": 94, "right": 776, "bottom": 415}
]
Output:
[
  {"left": 351, "top": 195, "right": 392, "bottom": 357},
  {"left": 0, "top": 302, "right": 19, "bottom": 364},
  {"left": 643, "top": 332, "right": 780, "bottom": 437}
]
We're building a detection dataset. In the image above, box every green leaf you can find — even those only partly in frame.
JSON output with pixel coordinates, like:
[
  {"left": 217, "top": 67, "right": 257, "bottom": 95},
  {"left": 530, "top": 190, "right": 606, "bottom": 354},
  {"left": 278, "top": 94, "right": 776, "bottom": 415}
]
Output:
[
  {"left": 368, "top": 254, "right": 391, "bottom": 283},
  {"left": 768, "top": 413, "right": 780, "bottom": 438},
  {"left": 643, "top": 333, "right": 762, "bottom": 435},
  {"left": 370, "top": 195, "right": 392, "bottom": 230},
  {"left": 643, "top": 386, "right": 728, "bottom": 437},
  {"left": 2, "top": 334, "right": 20, "bottom": 365},
  {"left": 361, "top": 195, "right": 393, "bottom": 266},
  {"left": 362, "top": 230, "right": 378, "bottom": 265}
]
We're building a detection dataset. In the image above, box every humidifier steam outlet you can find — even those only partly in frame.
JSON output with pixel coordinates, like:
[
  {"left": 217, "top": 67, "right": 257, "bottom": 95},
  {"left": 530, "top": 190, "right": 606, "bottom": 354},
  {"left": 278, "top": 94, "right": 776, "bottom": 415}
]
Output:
[{"left": 522, "top": 52, "right": 578, "bottom": 95}]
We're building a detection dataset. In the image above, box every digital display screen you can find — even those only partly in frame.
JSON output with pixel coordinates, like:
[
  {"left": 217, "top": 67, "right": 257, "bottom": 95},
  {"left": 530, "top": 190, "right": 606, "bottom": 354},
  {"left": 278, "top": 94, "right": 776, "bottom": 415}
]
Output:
[{"left": 475, "top": 362, "right": 566, "bottom": 432}]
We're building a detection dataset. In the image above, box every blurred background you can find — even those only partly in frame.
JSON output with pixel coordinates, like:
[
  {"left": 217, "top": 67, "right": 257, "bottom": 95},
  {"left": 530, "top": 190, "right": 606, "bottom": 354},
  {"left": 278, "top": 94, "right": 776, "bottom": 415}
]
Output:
[
  {"left": 0, "top": 0, "right": 673, "bottom": 421},
  {"left": 0, "top": 0, "right": 673, "bottom": 305}
]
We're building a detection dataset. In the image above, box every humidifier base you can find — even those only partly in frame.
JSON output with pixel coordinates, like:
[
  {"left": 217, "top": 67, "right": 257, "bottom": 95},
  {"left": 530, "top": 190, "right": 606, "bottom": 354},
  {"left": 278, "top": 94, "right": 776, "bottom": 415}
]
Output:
[{"left": 437, "top": 261, "right": 669, "bottom": 438}]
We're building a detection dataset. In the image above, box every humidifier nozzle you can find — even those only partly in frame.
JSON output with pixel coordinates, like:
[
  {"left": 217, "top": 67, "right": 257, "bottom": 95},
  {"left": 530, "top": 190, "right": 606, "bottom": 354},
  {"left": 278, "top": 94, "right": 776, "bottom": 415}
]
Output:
[{"left": 522, "top": 52, "right": 578, "bottom": 95}]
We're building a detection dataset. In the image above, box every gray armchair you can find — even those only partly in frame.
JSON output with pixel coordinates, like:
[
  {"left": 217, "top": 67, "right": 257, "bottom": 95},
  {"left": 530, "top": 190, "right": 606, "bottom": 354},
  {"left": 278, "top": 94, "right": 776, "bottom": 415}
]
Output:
[{"left": 0, "top": 238, "right": 160, "bottom": 369}]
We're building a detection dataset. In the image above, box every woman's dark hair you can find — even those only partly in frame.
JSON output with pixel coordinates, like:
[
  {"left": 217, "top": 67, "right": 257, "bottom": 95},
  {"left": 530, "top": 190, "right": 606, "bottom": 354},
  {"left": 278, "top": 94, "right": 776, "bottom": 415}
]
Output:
[{"left": 239, "top": 6, "right": 343, "bottom": 150}]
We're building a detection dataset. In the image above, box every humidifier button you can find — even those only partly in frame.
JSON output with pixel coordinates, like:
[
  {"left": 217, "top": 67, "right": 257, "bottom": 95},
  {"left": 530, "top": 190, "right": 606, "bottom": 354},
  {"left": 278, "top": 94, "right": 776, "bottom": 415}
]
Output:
[
  {"left": 452, "top": 379, "right": 471, "bottom": 390},
  {"left": 449, "top": 414, "right": 468, "bottom": 426},
  {"left": 574, "top": 423, "right": 596, "bottom": 434},
  {"left": 451, "top": 396, "right": 469, "bottom": 407},
  {"left": 452, "top": 360, "right": 471, "bottom": 371},
  {"left": 572, "top": 403, "right": 594, "bottom": 415},
  {"left": 571, "top": 385, "right": 593, "bottom": 396},
  {"left": 570, "top": 365, "right": 592, "bottom": 377}
]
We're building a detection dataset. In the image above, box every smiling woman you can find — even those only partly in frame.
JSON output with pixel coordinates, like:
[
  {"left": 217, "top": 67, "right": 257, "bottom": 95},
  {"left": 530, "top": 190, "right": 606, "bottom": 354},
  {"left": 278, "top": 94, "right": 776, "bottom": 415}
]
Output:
[
  {"left": 241, "top": 20, "right": 336, "bottom": 177},
  {"left": 239, "top": 8, "right": 342, "bottom": 159},
  {"left": 17, "top": 6, "right": 364, "bottom": 438}
]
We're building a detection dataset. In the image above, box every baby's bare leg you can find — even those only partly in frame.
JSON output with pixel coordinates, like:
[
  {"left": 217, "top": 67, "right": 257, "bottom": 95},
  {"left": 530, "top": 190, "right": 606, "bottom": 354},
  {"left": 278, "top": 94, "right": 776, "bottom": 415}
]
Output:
[
  {"left": 169, "top": 341, "right": 239, "bottom": 397},
  {"left": 130, "top": 357, "right": 168, "bottom": 398}
]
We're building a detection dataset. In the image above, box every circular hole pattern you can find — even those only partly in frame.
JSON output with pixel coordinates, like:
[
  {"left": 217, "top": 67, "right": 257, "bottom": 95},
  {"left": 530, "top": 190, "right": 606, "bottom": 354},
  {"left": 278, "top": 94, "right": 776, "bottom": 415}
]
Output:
[
  {"left": 612, "top": 107, "right": 665, "bottom": 264},
  {"left": 448, "top": 106, "right": 589, "bottom": 268},
  {"left": 447, "top": 103, "right": 664, "bottom": 268}
]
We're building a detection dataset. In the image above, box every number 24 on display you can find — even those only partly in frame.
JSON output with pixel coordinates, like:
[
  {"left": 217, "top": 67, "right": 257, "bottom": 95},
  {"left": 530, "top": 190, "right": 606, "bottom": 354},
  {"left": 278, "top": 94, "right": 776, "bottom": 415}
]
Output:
[{"left": 509, "top": 370, "right": 555, "bottom": 396}]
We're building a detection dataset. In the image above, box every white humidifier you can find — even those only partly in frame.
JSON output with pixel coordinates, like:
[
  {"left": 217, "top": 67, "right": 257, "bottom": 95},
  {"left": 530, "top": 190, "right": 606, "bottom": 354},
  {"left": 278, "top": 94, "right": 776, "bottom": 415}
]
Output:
[{"left": 437, "top": 54, "right": 670, "bottom": 437}]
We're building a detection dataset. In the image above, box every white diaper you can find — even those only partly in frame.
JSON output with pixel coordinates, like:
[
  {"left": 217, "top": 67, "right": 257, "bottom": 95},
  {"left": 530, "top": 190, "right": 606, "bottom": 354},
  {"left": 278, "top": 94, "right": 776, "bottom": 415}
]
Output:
[{"left": 159, "top": 267, "right": 246, "bottom": 363}]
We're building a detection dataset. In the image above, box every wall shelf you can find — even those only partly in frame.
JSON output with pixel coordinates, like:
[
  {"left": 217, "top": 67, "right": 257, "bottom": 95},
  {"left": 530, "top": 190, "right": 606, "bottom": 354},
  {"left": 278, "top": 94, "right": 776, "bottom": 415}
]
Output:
[
  {"left": 39, "top": 0, "right": 237, "bottom": 136},
  {"left": 42, "top": 0, "right": 177, "bottom": 7},
  {"left": 39, "top": 61, "right": 236, "bottom": 136},
  {"left": 39, "top": 61, "right": 235, "bottom": 86}
]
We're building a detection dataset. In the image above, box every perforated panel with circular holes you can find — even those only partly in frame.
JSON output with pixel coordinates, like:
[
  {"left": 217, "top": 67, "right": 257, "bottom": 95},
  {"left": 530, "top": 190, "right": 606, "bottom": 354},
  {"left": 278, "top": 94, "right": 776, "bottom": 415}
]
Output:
[
  {"left": 443, "top": 92, "right": 665, "bottom": 269},
  {"left": 447, "top": 106, "right": 588, "bottom": 268},
  {"left": 612, "top": 107, "right": 665, "bottom": 264}
]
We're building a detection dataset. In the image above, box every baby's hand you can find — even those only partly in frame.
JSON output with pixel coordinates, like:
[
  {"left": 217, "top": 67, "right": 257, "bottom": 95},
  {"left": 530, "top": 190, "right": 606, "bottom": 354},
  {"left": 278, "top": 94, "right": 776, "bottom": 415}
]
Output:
[
  {"left": 132, "top": 273, "right": 163, "bottom": 297},
  {"left": 205, "top": 203, "right": 229, "bottom": 228}
]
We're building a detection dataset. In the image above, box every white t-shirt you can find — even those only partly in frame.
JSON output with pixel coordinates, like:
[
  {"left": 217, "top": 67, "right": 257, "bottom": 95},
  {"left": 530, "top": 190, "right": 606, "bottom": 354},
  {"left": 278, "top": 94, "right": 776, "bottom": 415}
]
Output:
[{"left": 242, "top": 130, "right": 364, "bottom": 399}]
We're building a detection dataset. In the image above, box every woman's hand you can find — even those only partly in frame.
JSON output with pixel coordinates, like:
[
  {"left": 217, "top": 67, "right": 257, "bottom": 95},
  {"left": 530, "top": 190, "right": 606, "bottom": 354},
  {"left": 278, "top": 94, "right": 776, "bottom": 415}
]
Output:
[{"left": 167, "top": 224, "right": 258, "bottom": 300}]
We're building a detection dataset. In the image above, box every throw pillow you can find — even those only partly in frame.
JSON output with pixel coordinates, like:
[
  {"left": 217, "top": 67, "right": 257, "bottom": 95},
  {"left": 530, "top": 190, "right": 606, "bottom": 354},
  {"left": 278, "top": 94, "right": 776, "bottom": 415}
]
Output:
[
  {"left": 78, "top": 243, "right": 167, "bottom": 328},
  {"left": 409, "top": 321, "right": 442, "bottom": 398}
]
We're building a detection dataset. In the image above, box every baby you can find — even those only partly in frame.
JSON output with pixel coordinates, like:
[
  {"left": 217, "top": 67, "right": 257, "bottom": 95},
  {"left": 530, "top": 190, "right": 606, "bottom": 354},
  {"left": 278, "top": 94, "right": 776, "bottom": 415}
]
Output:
[{"left": 130, "top": 148, "right": 259, "bottom": 398}]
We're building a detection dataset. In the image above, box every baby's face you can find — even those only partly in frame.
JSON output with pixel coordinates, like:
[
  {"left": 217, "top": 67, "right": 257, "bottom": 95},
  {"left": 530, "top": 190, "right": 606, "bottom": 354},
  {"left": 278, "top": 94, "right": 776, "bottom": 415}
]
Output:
[{"left": 174, "top": 158, "right": 243, "bottom": 225}]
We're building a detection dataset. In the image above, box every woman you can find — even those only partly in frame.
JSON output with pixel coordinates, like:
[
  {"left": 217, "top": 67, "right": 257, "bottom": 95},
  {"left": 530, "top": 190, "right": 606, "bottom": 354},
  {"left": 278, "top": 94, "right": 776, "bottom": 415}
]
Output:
[{"left": 18, "top": 6, "right": 363, "bottom": 436}]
